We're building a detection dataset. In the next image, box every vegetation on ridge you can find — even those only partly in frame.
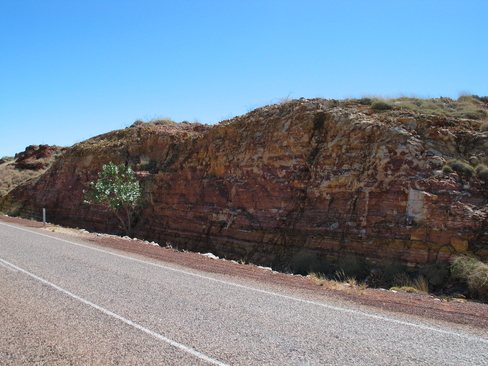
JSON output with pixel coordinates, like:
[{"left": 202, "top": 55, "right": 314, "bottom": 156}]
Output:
[
  {"left": 349, "top": 94, "right": 488, "bottom": 120},
  {"left": 131, "top": 116, "right": 175, "bottom": 127}
]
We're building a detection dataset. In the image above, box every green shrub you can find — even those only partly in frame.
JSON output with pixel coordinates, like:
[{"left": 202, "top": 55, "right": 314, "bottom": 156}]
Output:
[
  {"left": 131, "top": 117, "right": 175, "bottom": 127},
  {"left": 463, "top": 109, "right": 488, "bottom": 120},
  {"left": 150, "top": 118, "right": 174, "bottom": 126},
  {"left": 451, "top": 256, "right": 488, "bottom": 302},
  {"left": 476, "top": 164, "right": 488, "bottom": 181},
  {"left": 388, "top": 95, "right": 488, "bottom": 119},
  {"left": 393, "top": 97, "right": 446, "bottom": 116},
  {"left": 131, "top": 120, "right": 144, "bottom": 127},
  {"left": 349, "top": 95, "right": 488, "bottom": 119},
  {"left": 480, "top": 122, "right": 488, "bottom": 132},
  {"left": 371, "top": 100, "right": 393, "bottom": 110},
  {"left": 446, "top": 159, "right": 475, "bottom": 176},
  {"left": 457, "top": 95, "right": 480, "bottom": 104},
  {"left": 357, "top": 97, "right": 374, "bottom": 105},
  {"left": 442, "top": 165, "right": 454, "bottom": 173},
  {"left": 84, "top": 162, "right": 143, "bottom": 237}
]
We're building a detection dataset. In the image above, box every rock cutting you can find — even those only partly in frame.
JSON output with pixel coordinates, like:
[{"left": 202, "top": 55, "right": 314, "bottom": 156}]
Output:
[{"left": 2, "top": 98, "right": 488, "bottom": 272}]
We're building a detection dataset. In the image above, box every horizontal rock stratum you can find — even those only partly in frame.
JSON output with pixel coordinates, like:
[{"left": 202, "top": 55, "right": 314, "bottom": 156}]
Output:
[{"left": 2, "top": 98, "right": 488, "bottom": 269}]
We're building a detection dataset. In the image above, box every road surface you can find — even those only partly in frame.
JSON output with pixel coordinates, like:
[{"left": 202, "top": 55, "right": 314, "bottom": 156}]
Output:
[{"left": 1, "top": 220, "right": 487, "bottom": 365}]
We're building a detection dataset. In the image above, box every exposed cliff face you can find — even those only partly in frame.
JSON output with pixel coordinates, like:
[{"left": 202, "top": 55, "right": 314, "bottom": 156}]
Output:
[{"left": 2, "top": 99, "right": 488, "bottom": 269}]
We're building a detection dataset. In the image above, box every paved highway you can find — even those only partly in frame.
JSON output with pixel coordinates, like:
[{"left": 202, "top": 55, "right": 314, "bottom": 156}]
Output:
[{"left": 1, "top": 220, "right": 487, "bottom": 365}]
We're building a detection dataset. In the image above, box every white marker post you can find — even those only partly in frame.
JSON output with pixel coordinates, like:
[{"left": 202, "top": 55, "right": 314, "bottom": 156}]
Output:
[{"left": 42, "top": 208, "right": 46, "bottom": 226}]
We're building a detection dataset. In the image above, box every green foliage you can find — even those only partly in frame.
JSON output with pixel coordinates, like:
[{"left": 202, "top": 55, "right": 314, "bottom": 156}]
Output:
[
  {"left": 443, "top": 160, "right": 488, "bottom": 181},
  {"left": 150, "top": 118, "right": 174, "bottom": 126},
  {"left": 480, "top": 122, "right": 488, "bottom": 132},
  {"left": 357, "top": 97, "right": 373, "bottom": 105},
  {"left": 84, "top": 162, "right": 143, "bottom": 237},
  {"left": 130, "top": 116, "right": 175, "bottom": 127},
  {"left": 131, "top": 120, "right": 144, "bottom": 127},
  {"left": 446, "top": 159, "right": 475, "bottom": 176},
  {"left": 457, "top": 95, "right": 479, "bottom": 104},
  {"left": 347, "top": 97, "right": 375, "bottom": 106},
  {"left": 393, "top": 97, "right": 448, "bottom": 116},
  {"left": 476, "top": 164, "right": 488, "bottom": 181},
  {"left": 442, "top": 165, "right": 454, "bottom": 174},
  {"left": 451, "top": 256, "right": 488, "bottom": 302},
  {"left": 464, "top": 110, "right": 488, "bottom": 120},
  {"left": 391, "top": 95, "right": 488, "bottom": 120},
  {"left": 371, "top": 100, "right": 393, "bottom": 110}
]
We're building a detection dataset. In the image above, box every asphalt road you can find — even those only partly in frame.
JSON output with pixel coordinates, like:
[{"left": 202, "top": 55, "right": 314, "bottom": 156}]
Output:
[{"left": 1, "top": 220, "right": 487, "bottom": 365}]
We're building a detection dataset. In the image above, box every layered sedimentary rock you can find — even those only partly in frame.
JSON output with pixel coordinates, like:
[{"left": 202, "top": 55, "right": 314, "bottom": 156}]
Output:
[{"left": 2, "top": 99, "right": 488, "bottom": 268}]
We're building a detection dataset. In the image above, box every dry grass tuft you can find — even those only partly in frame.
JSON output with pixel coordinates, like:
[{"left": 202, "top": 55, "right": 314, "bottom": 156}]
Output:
[
  {"left": 308, "top": 271, "right": 367, "bottom": 291},
  {"left": 451, "top": 256, "right": 488, "bottom": 302},
  {"left": 391, "top": 273, "right": 429, "bottom": 293}
]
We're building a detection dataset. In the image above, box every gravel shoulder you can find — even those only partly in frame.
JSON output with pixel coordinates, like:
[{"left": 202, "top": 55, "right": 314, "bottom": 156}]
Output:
[{"left": 2, "top": 215, "right": 487, "bottom": 332}]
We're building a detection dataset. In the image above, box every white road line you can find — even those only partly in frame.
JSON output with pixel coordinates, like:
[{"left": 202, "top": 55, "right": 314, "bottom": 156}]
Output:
[
  {"left": 0, "top": 256, "right": 229, "bottom": 366},
  {"left": 1, "top": 221, "right": 488, "bottom": 345},
  {"left": 0, "top": 259, "right": 17, "bottom": 271}
]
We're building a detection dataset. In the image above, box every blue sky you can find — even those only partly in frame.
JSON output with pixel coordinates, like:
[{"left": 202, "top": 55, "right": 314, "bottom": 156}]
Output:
[{"left": 1, "top": 0, "right": 487, "bottom": 157}]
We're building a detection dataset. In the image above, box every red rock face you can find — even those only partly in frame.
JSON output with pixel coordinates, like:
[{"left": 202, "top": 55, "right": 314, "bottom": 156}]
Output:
[
  {"left": 13, "top": 145, "right": 64, "bottom": 170},
  {"left": 2, "top": 100, "right": 488, "bottom": 269}
]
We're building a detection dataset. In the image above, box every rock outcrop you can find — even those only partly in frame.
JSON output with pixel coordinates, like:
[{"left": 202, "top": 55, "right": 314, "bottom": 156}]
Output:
[
  {"left": 2, "top": 99, "right": 488, "bottom": 269},
  {"left": 13, "top": 144, "right": 64, "bottom": 170}
]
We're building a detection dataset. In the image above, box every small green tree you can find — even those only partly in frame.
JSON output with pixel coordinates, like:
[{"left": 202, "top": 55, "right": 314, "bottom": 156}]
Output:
[{"left": 84, "top": 162, "right": 143, "bottom": 237}]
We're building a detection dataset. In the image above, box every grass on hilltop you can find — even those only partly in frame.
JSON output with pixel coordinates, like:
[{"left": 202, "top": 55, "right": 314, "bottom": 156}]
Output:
[{"left": 348, "top": 95, "right": 488, "bottom": 120}]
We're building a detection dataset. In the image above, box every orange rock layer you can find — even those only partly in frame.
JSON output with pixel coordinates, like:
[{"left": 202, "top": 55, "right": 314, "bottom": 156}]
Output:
[{"left": 2, "top": 99, "right": 488, "bottom": 268}]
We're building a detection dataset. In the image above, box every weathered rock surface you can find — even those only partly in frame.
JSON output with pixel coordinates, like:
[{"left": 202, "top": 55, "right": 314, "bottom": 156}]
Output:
[
  {"left": 13, "top": 144, "right": 64, "bottom": 170},
  {"left": 2, "top": 99, "right": 488, "bottom": 269}
]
